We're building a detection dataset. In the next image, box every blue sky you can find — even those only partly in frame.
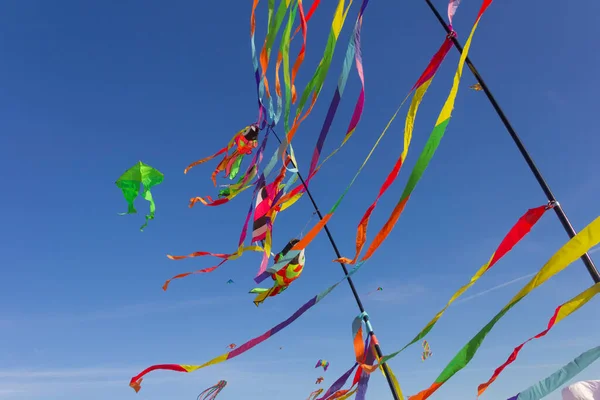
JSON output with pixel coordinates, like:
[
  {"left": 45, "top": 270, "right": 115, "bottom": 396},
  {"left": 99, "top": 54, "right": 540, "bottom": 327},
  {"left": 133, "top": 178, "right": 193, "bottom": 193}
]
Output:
[{"left": 1, "top": 0, "right": 599, "bottom": 399}]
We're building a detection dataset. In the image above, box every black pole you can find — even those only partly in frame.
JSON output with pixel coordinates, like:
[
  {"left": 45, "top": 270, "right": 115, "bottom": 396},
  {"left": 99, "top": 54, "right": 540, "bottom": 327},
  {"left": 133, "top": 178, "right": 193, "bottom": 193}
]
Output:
[
  {"left": 422, "top": 0, "right": 600, "bottom": 283},
  {"left": 269, "top": 128, "right": 401, "bottom": 400}
]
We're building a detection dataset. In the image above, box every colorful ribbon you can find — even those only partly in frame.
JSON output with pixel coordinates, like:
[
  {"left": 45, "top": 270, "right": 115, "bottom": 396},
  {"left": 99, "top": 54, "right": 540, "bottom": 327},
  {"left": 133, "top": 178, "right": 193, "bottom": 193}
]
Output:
[
  {"left": 477, "top": 282, "right": 600, "bottom": 397},
  {"left": 507, "top": 346, "right": 600, "bottom": 400},
  {"left": 409, "top": 215, "right": 600, "bottom": 400},
  {"left": 379, "top": 205, "right": 549, "bottom": 363}
]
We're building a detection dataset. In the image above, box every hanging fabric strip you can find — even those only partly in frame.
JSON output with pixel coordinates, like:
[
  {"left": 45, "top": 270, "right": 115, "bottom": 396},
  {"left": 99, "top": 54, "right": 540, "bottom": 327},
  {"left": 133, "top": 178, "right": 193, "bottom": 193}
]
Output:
[
  {"left": 290, "top": 34, "right": 453, "bottom": 252},
  {"left": 506, "top": 346, "right": 600, "bottom": 400},
  {"left": 334, "top": 36, "right": 454, "bottom": 265},
  {"left": 448, "top": 0, "right": 461, "bottom": 30},
  {"left": 353, "top": 0, "right": 494, "bottom": 267},
  {"left": 477, "top": 282, "right": 600, "bottom": 397},
  {"left": 307, "top": 389, "right": 324, "bottom": 400},
  {"left": 379, "top": 205, "right": 549, "bottom": 362},
  {"left": 408, "top": 216, "right": 600, "bottom": 400}
]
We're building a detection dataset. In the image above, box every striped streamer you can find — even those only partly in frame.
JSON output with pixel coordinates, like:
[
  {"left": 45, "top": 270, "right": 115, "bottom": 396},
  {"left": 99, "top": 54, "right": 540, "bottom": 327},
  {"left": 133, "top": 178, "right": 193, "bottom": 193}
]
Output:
[
  {"left": 507, "top": 346, "right": 600, "bottom": 400},
  {"left": 477, "top": 282, "right": 600, "bottom": 397},
  {"left": 408, "top": 216, "right": 600, "bottom": 400}
]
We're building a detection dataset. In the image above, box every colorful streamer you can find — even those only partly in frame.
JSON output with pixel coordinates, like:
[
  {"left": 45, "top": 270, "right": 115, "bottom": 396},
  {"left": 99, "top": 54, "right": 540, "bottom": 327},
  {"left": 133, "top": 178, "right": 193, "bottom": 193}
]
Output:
[
  {"left": 196, "top": 380, "right": 227, "bottom": 400},
  {"left": 307, "top": 388, "right": 324, "bottom": 400},
  {"left": 290, "top": 34, "right": 454, "bottom": 252},
  {"left": 477, "top": 282, "right": 600, "bottom": 397},
  {"left": 507, "top": 346, "right": 600, "bottom": 400},
  {"left": 448, "top": 0, "right": 461, "bottom": 29},
  {"left": 380, "top": 205, "right": 549, "bottom": 362},
  {"left": 340, "top": 0, "right": 494, "bottom": 270},
  {"left": 115, "top": 161, "right": 164, "bottom": 231},
  {"left": 409, "top": 216, "right": 600, "bottom": 400}
]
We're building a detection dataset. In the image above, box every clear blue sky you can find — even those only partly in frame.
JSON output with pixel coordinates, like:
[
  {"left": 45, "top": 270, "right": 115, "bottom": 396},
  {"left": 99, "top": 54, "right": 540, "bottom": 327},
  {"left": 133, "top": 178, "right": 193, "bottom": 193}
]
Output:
[{"left": 1, "top": 1, "right": 599, "bottom": 399}]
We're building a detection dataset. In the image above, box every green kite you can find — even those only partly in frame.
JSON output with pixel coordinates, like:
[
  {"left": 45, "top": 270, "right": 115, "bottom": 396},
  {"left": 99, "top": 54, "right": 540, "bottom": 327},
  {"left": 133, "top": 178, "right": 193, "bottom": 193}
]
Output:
[{"left": 116, "top": 161, "right": 164, "bottom": 231}]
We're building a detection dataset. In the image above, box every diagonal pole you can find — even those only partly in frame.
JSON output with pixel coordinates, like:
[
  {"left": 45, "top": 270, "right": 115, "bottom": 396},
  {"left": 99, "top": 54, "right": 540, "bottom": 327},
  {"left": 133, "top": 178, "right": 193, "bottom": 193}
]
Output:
[
  {"left": 270, "top": 127, "right": 401, "bottom": 400},
  {"left": 422, "top": 0, "right": 600, "bottom": 283}
]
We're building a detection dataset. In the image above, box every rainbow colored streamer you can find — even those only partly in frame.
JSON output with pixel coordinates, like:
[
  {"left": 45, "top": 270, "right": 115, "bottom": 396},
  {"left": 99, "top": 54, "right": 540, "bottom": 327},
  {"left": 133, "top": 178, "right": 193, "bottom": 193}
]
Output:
[
  {"left": 409, "top": 216, "right": 600, "bottom": 400},
  {"left": 477, "top": 282, "right": 600, "bottom": 397}
]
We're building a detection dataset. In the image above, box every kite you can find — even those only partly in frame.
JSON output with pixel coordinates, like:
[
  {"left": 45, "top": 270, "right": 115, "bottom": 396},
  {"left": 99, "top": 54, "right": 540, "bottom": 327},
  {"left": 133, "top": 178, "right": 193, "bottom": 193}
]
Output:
[
  {"left": 249, "top": 238, "right": 306, "bottom": 306},
  {"left": 197, "top": 380, "right": 227, "bottom": 400},
  {"left": 507, "top": 347, "right": 600, "bottom": 400},
  {"left": 477, "top": 282, "right": 600, "bottom": 397},
  {"left": 115, "top": 161, "right": 164, "bottom": 231},
  {"left": 561, "top": 380, "right": 600, "bottom": 400},
  {"left": 316, "top": 377, "right": 324, "bottom": 385},
  {"left": 307, "top": 389, "right": 324, "bottom": 400},
  {"left": 470, "top": 83, "right": 483, "bottom": 91},
  {"left": 367, "top": 287, "right": 383, "bottom": 295},
  {"left": 409, "top": 216, "right": 600, "bottom": 400},
  {"left": 315, "top": 359, "right": 330, "bottom": 372},
  {"left": 226, "top": 279, "right": 234, "bottom": 284},
  {"left": 421, "top": 340, "right": 432, "bottom": 361},
  {"left": 226, "top": 344, "right": 236, "bottom": 350},
  {"left": 184, "top": 124, "right": 260, "bottom": 185}
]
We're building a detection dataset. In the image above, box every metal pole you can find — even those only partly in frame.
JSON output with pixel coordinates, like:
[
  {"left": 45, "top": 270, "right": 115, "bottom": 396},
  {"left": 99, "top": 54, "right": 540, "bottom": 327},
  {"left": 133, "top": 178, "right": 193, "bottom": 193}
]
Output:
[
  {"left": 422, "top": 0, "right": 600, "bottom": 283},
  {"left": 270, "top": 128, "right": 401, "bottom": 400}
]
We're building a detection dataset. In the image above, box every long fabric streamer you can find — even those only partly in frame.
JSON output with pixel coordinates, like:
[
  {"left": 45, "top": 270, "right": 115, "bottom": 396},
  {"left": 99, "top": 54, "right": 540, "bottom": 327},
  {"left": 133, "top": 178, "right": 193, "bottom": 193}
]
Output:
[
  {"left": 507, "top": 346, "right": 600, "bottom": 400},
  {"left": 477, "top": 282, "right": 600, "bottom": 397},
  {"left": 409, "top": 216, "right": 600, "bottom": 400}
]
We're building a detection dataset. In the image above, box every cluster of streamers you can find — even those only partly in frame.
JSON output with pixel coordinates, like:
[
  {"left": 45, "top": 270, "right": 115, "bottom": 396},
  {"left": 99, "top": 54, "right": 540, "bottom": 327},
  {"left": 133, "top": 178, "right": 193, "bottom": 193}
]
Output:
[
  {"left": 507, "top": 347, "right": 600, "bottom": 400},
  {"left": 333, "top": 0, "right": 489, "bottom": 269},
  {"left": 128, "top": 15, "right": 492, "bottom": 385},
  {"left": 318, "top": 312, "right": 404, "bottom": 400},
  {"left": 115, "top": 161, "right": 164, "bottom": 231},
  {"left": 408, "top": 216, "right": 600, "bottom": 400},
  {"left": 249, "top": 238, "right": 306, "bottom": 306},
  {"left": 421, "top": 340, "right": 432, "bottom": 362},
  {"left": 470, "top": 83, "right": 483, "bottom": 91},
  {"left": 315, "top": 359, "right": 330, "bottom": 372},
  {"left": 562, "top": 380, "right": 600, "bottom": 400},
  {"left": 288, "top": 31, "right": 455, "bottom": 255},
  {"left": 476, "top": 281, "right": 600, "bottom": 397},
  {"left": 316, "top": 377, "right": 324, "bottom": 385},
  {"left": 307, "top": 388, "right": 324, "bottom": 400},
  {"left": 197, "top": 380, "right": 227, "bottom": 400}
]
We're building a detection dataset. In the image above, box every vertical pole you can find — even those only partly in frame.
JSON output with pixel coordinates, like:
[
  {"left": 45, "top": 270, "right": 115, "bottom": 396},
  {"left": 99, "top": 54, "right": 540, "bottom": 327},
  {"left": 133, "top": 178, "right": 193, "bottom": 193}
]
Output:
[
  {"left": 271, "top": 128, "right": 401, "bottom": 400},
  {"left": 421, "top": 0, "right": 600, "bottom": 283}
]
